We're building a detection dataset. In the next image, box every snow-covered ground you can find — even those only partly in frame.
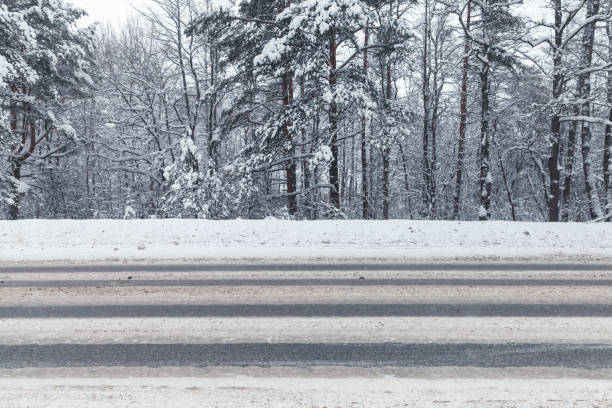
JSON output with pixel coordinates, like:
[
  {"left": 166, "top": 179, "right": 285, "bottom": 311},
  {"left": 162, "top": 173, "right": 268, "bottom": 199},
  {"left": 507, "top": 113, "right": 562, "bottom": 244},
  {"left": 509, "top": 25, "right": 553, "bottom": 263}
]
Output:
[
  {"left": 0, "top": 219, "right": 610, "bottom": 263},
  {"left": 2, "top": 375, "right": 612, "bottom": 408}
]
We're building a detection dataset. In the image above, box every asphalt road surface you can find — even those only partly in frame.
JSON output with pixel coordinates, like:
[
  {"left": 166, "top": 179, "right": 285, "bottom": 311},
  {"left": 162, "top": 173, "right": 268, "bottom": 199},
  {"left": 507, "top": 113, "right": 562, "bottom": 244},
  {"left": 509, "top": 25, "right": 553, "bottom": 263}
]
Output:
[{"left": 2, "top": 262, "right": 612, "bottom": 407}]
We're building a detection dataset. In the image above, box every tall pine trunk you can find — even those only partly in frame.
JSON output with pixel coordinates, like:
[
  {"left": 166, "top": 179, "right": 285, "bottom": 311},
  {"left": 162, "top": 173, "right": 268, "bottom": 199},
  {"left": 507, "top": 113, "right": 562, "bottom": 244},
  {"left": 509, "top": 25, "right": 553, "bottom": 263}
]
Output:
[
  {"left": 548, "top": 0, "right": 563, "bottom": 222},
  {"left": 478, "top": 0, "right": 493, "bottom": 221},
  {"left": 422, "top": 0, "right": 432, "bottom": 218},
  {"left": 8, "top": 160, "right": 22, "bottom": 220},
  {"left": 560, "top": 0, "right": 582, "bottom": 221},
  {"left": 561, "top": 113, "right": 578, "bottom": 221},
  {"left": 282, "top": 73, "right": 297, "bottom": 215},
  {"left": 579, "top": 0, "right": 603, "bottom": 220},
  {"left": 430, "top": 56, "right": 440, "bottom": 219},
  {"left": 7, "top": 104, "right": 19, "bottom": 220},
  {"left": 479, "top": 63, "right": 492, "bottom": 221},
  {"left": 7, "top": 98, "right": 32, "bottom": 220},
  {"left": 208, "top": 48, "right": 219, "bottom": 172},
  {"left": 383, "top": 61, "right": 392, "bottom": 220},
  {"left": 604, "top": 17, "right": 612, "bottom": 217},
  {"left": 328, "top": 26, "right": 340, "bottom": 212},
  {"left": 454, "top": 1, "right": 471, "bottom": 220},
  {"left": 361, "top": 24, "right": 370, "bottom": 219}
]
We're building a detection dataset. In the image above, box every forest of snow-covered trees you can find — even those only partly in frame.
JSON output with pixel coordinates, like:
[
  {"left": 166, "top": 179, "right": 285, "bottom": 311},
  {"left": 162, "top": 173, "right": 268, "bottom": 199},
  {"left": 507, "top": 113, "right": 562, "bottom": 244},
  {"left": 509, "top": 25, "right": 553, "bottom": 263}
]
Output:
[{"left": 1, "top": 0, "right": 611, "bottom": 222}]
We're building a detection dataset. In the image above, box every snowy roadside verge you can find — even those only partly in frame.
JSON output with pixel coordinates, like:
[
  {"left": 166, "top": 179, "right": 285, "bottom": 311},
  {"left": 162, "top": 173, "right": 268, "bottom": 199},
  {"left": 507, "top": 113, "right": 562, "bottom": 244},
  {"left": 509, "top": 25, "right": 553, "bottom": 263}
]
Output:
[
  {"left": 0, "top": 219, "right": 610, "bottom": 264},
  {"left": 2, "top": 376, "right": 612, "bottom": 408}
]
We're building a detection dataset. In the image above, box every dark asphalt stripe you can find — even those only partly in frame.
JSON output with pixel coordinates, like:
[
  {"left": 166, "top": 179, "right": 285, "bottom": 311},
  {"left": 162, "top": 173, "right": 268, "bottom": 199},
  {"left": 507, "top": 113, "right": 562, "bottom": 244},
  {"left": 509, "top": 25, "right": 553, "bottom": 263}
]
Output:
[
  {"left": 1, "top": 263, "right": 611, "bottom": 274},
  {"left": 2, "top": 304, "right": 612, "bottom": 318},
  {"left": 1, "top": 343, "right": 612, "bottom": 369},
  {"left": 3, "top": 278, "right": 612, "bottom": 288}
]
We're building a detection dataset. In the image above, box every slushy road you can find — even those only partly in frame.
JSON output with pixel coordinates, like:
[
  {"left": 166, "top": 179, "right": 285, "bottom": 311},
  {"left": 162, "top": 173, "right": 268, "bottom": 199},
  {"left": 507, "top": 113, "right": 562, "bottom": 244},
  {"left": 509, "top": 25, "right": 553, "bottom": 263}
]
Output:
[{"left": 1, "top": 262, "right": 612, "bottom": 407}]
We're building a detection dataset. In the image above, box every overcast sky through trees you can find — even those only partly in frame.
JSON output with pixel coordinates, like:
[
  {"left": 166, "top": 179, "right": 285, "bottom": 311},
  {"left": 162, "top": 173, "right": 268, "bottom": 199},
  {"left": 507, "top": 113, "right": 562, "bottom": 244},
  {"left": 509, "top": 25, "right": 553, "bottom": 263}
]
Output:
[
  {"left": 69, "top": 0, "right": 147, "bottom": 24},
  {"left": 70, "top": 0, "right": 546, "bottom": 25}
]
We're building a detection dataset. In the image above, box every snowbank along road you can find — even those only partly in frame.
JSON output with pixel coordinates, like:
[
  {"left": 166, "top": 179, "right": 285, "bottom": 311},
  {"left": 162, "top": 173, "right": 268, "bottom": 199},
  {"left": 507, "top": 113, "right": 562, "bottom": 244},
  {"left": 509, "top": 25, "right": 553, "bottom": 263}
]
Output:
[
  {"left": 1, "top": 219, "right": 611, "bottom": 263},
  {"left": 1, "top": 262, "right": 612, "bottom": 407}
]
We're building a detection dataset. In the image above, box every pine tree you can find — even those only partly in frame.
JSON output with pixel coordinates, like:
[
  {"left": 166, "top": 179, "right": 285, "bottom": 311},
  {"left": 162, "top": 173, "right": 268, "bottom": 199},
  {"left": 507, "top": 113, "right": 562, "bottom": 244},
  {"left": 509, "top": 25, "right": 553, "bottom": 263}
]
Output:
[
  {"left": 253, "top": 0, "right": 374, "bottom": 216},
  {"left": 0, "top": 3, "right": 36, "bottom": 208},
  {"left": 0, "top": 0, "right": 95, "bottom": 219}
]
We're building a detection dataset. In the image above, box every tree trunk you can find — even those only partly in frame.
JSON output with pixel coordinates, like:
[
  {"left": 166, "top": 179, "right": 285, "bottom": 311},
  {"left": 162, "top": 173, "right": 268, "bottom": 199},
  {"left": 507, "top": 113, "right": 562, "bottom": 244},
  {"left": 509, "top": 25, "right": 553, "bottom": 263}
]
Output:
[
  {"left": 369, "top": 136, "right": 375, "bottom": 218},
  {"left": 328, "top": 26, "right": 340, "bottom": 212},
  {"left": 604, "top": 17, "right": 612, "bottom": 217},
  {"left": 422, "top": 0, "right": 432, "bottom": 218},
  {"left": 361, "top": 24, "right": 370, "bottom": 219},
  {"left": 312, "top": 108, "right": 321, "bottom": 220},
  {"left": 208, "top": 48, "right": 219, "bottom": 173},
  {"left": 454, "top": 0, "right": 471, "bottom": 220},
  {"left": 382, "top": 153, "right": 390, "bottom": 219},
  {"left": 561, "top": 114, "right": 578, "bottom": 221},
  {"left": 579, "top": 0, "right": 603, "bottom": 220},
  {"left": 494, "top": 137, "right": 516, "bottom": 221},
  {"left": 302, "top": 138, "right": 311, "bottom": 218},
  {"left": 8, "top": 159, "right": 22, "bottom": 220},
  {"left": 430, "top": 65, "right": 440, "bottom": 220},
  {"left": 282, "top": 73, "right": 297, "bottom": 215},
  {"left": 399, "top": 144, "right": 414, "bottom": 219},
  {"left": 7, "top": 101, "right": 31, "bottom": 220},
  {"left": 479, "top": 65, "right": 492, "bottom": 221},
  {"left": 605, "top": 106, "right": 612, "bottom": 217},
  {"left": 341, "top": 137, "right": 347, "bottom": 202},
  {"left": 383, "top": 61, "right": 393, "bottom": 220},
  {"left": 548, "top": 0, "right": 562, "bottom": 222},
  {"left": 348, "top": 134, "right": 355, "bottom": 207}
]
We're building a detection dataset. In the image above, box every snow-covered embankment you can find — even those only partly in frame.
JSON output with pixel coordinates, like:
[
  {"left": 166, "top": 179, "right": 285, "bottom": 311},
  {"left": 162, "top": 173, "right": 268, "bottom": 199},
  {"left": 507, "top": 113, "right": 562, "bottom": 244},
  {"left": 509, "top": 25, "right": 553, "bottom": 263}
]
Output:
[{"left": 0, "top": 219, "right": 610, "bottom": 263}]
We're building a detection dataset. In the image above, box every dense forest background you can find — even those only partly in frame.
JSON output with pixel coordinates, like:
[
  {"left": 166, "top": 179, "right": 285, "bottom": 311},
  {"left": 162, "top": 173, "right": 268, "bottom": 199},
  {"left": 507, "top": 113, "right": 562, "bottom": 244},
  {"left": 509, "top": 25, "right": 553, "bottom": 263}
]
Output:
[{"left": 1, "top": 0, "right": 611, "bottom": 222}]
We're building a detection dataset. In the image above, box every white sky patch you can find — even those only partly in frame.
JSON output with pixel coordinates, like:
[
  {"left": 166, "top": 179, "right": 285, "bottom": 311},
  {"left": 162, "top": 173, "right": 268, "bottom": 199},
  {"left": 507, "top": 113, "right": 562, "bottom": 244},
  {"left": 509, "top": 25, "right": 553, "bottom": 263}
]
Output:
[
  {"left": 68, "top": 0, "right": 551, "bottom": 27},
  {"left": 68, "top": 0, "right": 149, "bottom": 26}
]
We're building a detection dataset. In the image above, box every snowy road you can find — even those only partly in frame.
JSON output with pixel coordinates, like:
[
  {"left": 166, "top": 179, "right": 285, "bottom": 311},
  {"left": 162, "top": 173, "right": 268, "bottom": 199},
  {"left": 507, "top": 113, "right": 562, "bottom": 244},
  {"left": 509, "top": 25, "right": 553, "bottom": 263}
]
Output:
[{"left": 2, "top": 262, "right": 612, "bottom": 407}]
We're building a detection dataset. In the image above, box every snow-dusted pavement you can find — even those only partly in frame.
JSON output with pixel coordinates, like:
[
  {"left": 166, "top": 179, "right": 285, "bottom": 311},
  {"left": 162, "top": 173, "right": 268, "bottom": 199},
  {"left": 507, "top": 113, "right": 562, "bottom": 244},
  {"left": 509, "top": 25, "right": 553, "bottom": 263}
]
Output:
[{"left": 2, "top": 261, "right": 612, "bottom": 407}]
